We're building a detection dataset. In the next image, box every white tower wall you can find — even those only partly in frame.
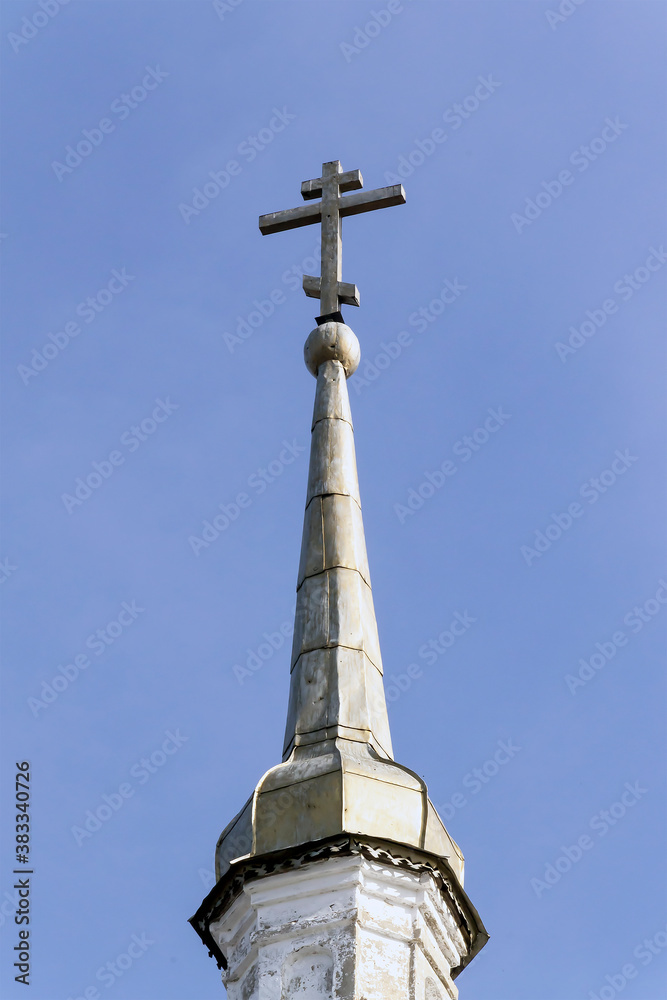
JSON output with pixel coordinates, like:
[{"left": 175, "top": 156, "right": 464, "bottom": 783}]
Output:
[{"left": 211, "top": 854, "right": 468, "bottom": 1000}]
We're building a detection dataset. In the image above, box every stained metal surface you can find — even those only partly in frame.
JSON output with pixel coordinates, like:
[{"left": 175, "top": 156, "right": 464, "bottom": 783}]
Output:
[
  {"left": 215, "top": 737, "right": 467, "bottom": 889},
  {"left": 287, "top": 358, "right": 387, "bottom": 742}
]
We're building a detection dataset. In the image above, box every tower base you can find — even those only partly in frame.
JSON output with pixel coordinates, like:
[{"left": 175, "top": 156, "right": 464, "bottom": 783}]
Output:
[{"left": 200, "top": 842, "right": 484, "bottom": 999}]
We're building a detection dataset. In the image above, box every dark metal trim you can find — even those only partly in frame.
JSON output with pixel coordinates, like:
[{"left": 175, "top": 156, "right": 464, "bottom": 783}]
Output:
[
  {"left": 188, "top": 834, "right": 489, "bottom": 974},
  {"left": 316, "top": 310, "right": 345, "bottom": 325}
]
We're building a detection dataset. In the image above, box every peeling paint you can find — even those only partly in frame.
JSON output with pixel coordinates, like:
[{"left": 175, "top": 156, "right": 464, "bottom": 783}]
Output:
[{"left": 211, "top": 854, "right": 468, "bottom": 998}]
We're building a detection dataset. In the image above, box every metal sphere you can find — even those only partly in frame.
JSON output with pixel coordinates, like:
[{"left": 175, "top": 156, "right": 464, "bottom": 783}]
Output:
[{"left": 303, "top": 322, "right": 360, "bottom": 378}]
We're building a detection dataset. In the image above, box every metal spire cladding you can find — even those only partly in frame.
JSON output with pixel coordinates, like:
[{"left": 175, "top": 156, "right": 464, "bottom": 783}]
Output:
[{"left": 283, "top": 323, "right": 393, "bottom": 762}]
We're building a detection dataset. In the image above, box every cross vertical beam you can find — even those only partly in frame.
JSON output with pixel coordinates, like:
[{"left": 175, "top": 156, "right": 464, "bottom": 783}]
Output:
[
  {"left": 258, "top": 160, "right": 405, "bottom": 319},
  {"left": 320, "top": 161, "right": 342, "bottom": 317}
]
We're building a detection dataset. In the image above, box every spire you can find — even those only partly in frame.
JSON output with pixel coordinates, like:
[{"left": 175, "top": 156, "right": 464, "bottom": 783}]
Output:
[
  {"left": 190, "top": 161, "right": 488, "bottom": 992},
  {"left": 283, "top": 322, "right": 393, "bottom": 761},
  {"left": 206, "top": 162, "right": 474, "bottom": 883},
  {"left": 194, "top": 314, "right": 488, "bottom": 980}
]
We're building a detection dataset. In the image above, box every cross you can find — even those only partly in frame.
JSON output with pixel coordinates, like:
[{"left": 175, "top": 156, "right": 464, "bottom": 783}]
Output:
[{"left": 258, "top": 160, "right": 406, "bottom": 321}]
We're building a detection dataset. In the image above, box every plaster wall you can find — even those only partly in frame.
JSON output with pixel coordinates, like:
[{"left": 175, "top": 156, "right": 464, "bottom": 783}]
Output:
[{"left": 209, "top": 854, "right": 467, "bottom": 1000}]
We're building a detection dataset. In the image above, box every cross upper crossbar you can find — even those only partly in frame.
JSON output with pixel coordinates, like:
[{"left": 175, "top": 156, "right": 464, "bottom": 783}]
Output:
[{"left": 258, "top": 160, "right": 406, "bottom": 319}]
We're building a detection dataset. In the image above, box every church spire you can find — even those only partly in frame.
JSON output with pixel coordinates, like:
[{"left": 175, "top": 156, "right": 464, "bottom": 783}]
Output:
[
  {"left": 190, "top": 161, "right": 488, "bottom": 998},
  {"left": 257, "top": 159, "right": 407, "bottom": 763},
  {"left": 283, "top": 321, "right": 393, "bottom": 761}
]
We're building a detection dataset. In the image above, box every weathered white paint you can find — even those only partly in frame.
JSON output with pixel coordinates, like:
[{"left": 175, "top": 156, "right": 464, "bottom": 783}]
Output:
[{"left": 210, "top": 854, "right": 466, "bottom": 999}]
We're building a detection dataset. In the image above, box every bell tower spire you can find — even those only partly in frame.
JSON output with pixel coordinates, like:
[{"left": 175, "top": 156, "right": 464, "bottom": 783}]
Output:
[
  {"left": 284, "top": 321, "right": 393, "bottom": 762},
  {"left": 190, "top": 161, "right": 488, "bottom": 1000}
]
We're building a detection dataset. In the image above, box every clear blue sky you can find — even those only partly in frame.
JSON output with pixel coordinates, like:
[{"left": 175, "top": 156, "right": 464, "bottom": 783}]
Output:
[{"left": 1, "top": 2, "right": 665, "bottom": 998}]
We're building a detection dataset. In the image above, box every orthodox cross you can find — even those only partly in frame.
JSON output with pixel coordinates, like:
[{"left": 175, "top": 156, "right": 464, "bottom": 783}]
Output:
[{"left": 258, "top": 160, "right": 406, "bottom": 321}]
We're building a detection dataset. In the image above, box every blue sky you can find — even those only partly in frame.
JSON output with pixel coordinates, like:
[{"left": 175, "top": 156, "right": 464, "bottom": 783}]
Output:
[{"left": 1, "top": 1, "right": 665, "bottom": 998}]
